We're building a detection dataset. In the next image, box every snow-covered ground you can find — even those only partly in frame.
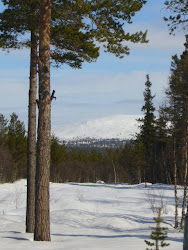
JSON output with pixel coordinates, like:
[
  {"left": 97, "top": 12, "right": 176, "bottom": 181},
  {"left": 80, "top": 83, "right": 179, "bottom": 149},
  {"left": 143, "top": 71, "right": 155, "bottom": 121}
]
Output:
[
  {"left": 0, "top": 180, "right": 183, "bottom": 249},
  {"left": 54, "top": 115, "right": 142, "bottom": 140}
]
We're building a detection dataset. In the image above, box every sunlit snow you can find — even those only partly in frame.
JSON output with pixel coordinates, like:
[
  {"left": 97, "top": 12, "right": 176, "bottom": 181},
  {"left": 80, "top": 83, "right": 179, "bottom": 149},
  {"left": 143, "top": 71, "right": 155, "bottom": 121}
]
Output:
[
  {"left": 0, "top": 180, "right": 183, "bottom": 249},
  {"left": 54, "top": 115, "right": 142, "bottom": 140}
]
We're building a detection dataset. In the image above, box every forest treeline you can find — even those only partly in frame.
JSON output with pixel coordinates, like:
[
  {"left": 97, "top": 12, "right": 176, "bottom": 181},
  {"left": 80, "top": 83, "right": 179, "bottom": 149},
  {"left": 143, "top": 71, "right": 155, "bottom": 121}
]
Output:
[
  {"left": 0, "top": 115, "right": 186, "bottom": 185},
  {"left": 0, "top": 114, "right": 176, "bottom": 185},
  {"left": 0, "top": 114, "right": 139, "bottom": 184}
]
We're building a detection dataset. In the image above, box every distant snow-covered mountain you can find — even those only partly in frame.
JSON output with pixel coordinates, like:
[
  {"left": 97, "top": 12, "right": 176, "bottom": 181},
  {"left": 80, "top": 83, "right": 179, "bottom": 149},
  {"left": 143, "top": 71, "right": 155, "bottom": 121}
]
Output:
[{"left": 54, "top": 115, "right": 142, "bottom": 140}]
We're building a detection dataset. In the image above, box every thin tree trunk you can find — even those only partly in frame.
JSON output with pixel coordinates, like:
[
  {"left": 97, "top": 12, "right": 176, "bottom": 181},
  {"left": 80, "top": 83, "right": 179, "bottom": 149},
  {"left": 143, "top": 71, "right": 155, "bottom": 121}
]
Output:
[
  {"left": 173, "top": 140, "right": 178, "bottom": 229},
  {"left": 181, "top": 136, "right": 188, "bottom": 229},
  {"left": 181, "top": 102, "right": 188, "bottom": 229},
  {"left": 138, "top": 168, "right": 141, "bottom": 184},
  {"left": 167, "top": 150, "right": 173, "bottom": 184},
  {"left": 26, "top": 30, "right": 38, "bottom": 233},
  {"left": 34, "top": 0, "right": 51, "bottom": 241}
]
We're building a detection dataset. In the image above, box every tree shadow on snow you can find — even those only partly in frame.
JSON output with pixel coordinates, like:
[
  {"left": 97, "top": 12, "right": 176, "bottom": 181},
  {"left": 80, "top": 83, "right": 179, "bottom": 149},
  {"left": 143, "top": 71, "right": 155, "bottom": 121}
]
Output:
[
  {"left": 52, "top": 233, "right": 149, "bottom": 240},
  {"left": 2, "top": 231, "right": 29, "bottom": 241},
  {"left": 68, "top": 183, "right": 135, "bottom": 190},
  {"left": 52, "top": 234, "right": 183, "bottom": 243},
  {"left": 52, "top": 233, "right": 183, "bottom": 244},
  {"left": 3, "top": 236, "right": 29, "bottom": 241}
]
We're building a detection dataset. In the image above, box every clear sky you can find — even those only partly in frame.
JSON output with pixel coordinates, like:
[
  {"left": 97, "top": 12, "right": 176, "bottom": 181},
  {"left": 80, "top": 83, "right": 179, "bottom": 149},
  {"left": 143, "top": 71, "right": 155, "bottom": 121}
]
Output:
[{"left": 0, "top": 0, "right": 186, "bottom": 130}]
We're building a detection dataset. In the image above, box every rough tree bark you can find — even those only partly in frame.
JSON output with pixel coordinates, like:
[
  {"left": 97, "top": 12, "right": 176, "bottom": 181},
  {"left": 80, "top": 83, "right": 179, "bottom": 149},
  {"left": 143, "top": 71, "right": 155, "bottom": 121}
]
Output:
[
  {"left": 26, "top": 30, "right": 38, "bottom": 233},
  {"left": 34, "top": 0, "right": 51, "bottom": 241}
]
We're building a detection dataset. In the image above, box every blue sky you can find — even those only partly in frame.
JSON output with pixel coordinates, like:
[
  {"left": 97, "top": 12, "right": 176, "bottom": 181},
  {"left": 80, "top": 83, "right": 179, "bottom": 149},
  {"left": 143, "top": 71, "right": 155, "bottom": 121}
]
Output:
[{"left": 0, "top": 0, "right": 186, "bottom": 130}]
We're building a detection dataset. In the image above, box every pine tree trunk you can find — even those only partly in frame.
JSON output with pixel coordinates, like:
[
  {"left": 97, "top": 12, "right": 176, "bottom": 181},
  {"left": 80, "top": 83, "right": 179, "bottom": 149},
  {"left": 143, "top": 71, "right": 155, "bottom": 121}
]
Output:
[
  {"left": 34, "top": 0, "right": 51, "bottom": 241},
  {"left": 156, "top": 240, "right": 159, "bottom": 250},
  {"left": 173, "top": 140, "right": 178, "bottom": 228},
  {"left": 26, "top": 31, "right": 38, "bottom": 233}
]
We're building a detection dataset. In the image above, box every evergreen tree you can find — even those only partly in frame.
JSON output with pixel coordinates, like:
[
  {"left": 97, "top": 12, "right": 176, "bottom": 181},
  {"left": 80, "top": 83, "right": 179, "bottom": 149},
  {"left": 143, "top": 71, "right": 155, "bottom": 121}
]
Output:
[
  {"left": 51, "top": 135, "right": 67, "bottom": 165},
  {"left": 164, "top": 0, "right": 188, "bottom": 34},
  {"left": 138, "top": 74, "right": 156, "bottom": 183},
  {"left": 0, "top": 0, "right": 40, "bottom": 233},
  {"left": 0, "top": 113, "right": 8, "bottom": 143},
  {"left": 131, "top": 139, "right": 146, "bottom": 183},
  {"left": 34, "top": 0, "right": 51, "bottom": 242},
  {"left": 145, "top": 208, "right": 170, "bottom": 250},
  {"left": 164, "top": 36, "right": 188, "bottom": 228},
  {"left": 155, "top": 106, "right": 169, "bottom": 145},
  {"left": 119, "top": 141, "right": 137, "bottom": 183},
  {"left": 6, "top": 113, "right": 27, "bottom": 179},
  {"left": 0, "top": 0, "right": 148, "bottom": 240},
  {"left": 0, "top": 0, "right": 148, "bottom": 65},
  {"left": 0, "top": 114, "right": 11, "bottom": 183},
  {"left": 154, "top": 105, "right": 172, "bottom": 184},
  {"left": 0, "top": 0, "right": 98, "bottom": 233},
  {"left": 165, "top": 55, "right": 184, "bottom": 228},
  {"left": 89, "top": 148, "right": 103, "bottom": 163},
  {"left": 0, "top": 0, "right": 148, "bottom": 234}
]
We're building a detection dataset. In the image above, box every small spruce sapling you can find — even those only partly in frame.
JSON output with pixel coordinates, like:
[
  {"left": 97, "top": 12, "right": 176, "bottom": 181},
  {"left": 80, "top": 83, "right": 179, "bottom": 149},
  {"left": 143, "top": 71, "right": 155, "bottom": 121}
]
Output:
[{"left": 145, "top": 208, "right": 170, "bottom": 250}]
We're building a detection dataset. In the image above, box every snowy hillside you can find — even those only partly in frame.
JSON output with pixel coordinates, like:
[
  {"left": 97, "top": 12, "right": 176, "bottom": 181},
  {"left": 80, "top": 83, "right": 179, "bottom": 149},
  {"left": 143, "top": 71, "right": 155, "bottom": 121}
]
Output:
[
  {"left": 54, "top": 115, "right": 142, "bottom": 140},
  {"left": 0, "top": 180, "right": 183, "bottom": 249}
]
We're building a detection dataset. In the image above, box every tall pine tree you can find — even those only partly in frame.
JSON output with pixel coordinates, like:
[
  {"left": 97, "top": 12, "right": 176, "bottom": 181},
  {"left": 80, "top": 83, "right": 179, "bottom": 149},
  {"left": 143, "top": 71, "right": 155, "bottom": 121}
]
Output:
[
  {"left": 164, "top": 36, "right": 188, "bottom": 228},
  {"left": 34, "top": 0, "right": 51, "bottom": 241},
  {"left": 138, "top": 74, "right": 156, "bottom": 183},
  {"left": 0, "top": 0, "right": 148, "bottom": 240}
]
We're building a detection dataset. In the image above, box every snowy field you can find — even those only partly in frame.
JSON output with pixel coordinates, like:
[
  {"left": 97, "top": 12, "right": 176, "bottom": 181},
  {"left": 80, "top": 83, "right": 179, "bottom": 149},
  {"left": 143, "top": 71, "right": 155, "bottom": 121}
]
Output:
[{"left": 0, "top": 180, "right": 183, "bottom": 249}]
